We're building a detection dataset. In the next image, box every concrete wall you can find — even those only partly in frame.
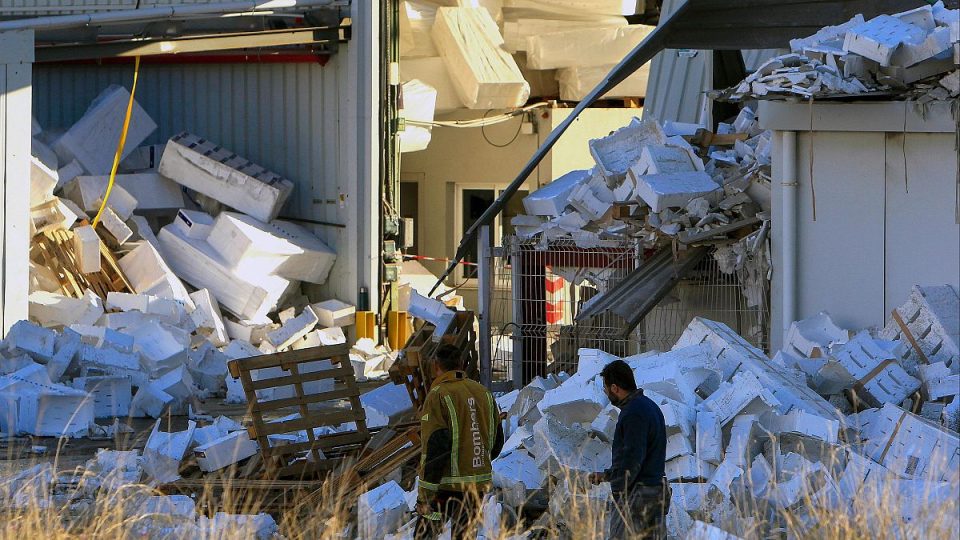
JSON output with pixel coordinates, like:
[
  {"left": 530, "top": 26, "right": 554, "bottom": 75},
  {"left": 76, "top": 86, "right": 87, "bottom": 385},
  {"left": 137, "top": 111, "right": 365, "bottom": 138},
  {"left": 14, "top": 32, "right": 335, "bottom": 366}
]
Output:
[
  {"left": 399, "top": 107, "right": 642, "bottom": 308},
  {"left": 763, "top": 100, "right": 960, "bottom": 349}
]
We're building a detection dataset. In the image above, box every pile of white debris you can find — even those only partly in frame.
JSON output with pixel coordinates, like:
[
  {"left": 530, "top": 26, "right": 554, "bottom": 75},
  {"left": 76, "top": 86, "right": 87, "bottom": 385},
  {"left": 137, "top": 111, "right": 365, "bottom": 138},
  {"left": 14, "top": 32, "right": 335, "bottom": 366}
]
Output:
[
  {"left": 359, "top": 284, "right": 959, "bottom": 539},
  {"left": 8, "top": 83, "right": 398, "bottom": 441},
  {"left": 715, "top": 2, "right": 959, "bottom": 101},
  {"left": 398, "top": 1, "right": 655, "bottom": 151}
]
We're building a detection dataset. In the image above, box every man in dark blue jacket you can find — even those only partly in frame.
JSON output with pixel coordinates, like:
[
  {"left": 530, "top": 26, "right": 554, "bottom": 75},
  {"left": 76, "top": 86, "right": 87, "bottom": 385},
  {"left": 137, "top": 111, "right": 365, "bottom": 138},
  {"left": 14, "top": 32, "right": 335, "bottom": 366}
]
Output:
[{"left": 590, "top": 359, "right": 670, "bottom": 539}]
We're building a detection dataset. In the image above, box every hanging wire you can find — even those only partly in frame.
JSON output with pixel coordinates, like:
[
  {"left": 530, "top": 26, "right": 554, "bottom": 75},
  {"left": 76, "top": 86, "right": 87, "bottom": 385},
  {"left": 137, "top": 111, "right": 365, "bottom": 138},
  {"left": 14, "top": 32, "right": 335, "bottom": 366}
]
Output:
[{"left": 92, "top": 55, "right": 141, "bottom": 227}]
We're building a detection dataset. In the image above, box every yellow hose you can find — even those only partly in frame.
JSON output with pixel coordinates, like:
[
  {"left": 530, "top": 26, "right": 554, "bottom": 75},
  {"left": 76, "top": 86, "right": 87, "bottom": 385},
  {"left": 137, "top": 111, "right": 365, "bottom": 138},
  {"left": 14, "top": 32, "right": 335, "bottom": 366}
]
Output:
[{"left": 91, "top": 55, "right": 141, "bottom": 228}]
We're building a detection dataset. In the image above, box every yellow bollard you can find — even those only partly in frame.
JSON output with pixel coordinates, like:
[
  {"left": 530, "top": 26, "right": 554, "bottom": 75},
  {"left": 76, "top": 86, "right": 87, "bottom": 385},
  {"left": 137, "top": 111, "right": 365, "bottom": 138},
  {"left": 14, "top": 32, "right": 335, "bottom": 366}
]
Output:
[{"left": 356, "top": 311, "right": 376, "bottom": 340}]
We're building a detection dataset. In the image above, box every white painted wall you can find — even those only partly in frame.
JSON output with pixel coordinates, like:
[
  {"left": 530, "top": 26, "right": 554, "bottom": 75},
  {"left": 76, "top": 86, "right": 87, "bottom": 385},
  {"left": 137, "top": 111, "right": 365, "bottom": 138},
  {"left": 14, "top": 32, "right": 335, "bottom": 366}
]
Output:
[
  {"left": 0, "top": 30, "right": 33, "bottom": 334},
  {"left": 399, "top": 107, "right": 642, "bottom": 308},
  {"left": 764, "top": 100, "right": 960, "bottom": 349}
]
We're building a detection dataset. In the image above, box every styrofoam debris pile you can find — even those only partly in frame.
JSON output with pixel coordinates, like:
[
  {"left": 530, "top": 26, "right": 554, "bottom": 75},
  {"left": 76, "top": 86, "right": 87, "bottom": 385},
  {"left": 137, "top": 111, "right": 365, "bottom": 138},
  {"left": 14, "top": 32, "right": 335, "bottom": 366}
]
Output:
[
  {"left": 0, "top": 455, "right": 280, "bottom": 538},
  {"left": 514, "top": 112, "right": 771, "bottom": 255},
  {"left": 716, "top": 3, "right": 959, "bottom": 101},
  {"left": 480, "top": 285, "right": 958, "bottom": 538},
  {"left": 13, "top": 87, "right": 397, "bottom": 440},
  {"left": 397, "top": 2, "right": 655, "bottom": 151}
]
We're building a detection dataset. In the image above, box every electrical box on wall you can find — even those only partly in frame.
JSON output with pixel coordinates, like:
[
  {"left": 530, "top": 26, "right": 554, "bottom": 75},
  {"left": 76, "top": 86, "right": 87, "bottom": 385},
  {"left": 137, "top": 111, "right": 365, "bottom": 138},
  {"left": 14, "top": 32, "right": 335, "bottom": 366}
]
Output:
[{"left": 384, "top": 263, "right": 401, "bottom": 282}]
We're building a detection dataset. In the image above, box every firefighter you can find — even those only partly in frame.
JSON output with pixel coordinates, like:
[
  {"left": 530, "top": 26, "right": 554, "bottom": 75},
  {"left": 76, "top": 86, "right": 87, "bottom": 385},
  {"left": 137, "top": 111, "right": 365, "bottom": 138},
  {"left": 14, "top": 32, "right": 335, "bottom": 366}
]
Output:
[{"left": 415, "top": 344, "right": 504, "bottom": 539}]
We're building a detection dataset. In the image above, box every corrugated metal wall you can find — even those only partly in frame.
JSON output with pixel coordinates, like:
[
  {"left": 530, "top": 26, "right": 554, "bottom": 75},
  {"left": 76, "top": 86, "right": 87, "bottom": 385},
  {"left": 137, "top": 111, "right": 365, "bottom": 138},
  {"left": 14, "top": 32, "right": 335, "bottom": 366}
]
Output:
[
  {"left": 644, "top": 0, "right": 784, "bottom": 125},
  {"left": 0, "top": 0, "right": 211, "bottom": 15},
  {"left": 33, "top": 59, "right": 356, "bottom": 298}
]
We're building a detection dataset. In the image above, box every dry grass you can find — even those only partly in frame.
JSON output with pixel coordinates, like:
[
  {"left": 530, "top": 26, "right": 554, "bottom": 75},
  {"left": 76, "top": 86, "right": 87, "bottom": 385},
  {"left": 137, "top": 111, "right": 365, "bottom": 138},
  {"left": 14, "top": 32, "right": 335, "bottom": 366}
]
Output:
[{"left": 1, "top": 435, "right": 957, "bottom": 540}]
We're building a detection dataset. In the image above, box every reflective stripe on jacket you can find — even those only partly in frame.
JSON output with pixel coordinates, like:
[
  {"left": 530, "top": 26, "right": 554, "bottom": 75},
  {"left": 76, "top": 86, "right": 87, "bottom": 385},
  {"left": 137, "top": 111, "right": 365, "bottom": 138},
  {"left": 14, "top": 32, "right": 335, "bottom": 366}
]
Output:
[{"left": 418, "top": 370, "right": 499, "bottom": 500}]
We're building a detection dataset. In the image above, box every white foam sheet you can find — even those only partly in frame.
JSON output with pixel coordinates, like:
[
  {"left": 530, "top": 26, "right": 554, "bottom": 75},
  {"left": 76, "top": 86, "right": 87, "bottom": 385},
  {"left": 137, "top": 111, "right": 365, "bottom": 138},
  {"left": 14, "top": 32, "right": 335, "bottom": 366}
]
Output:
[
  {"left": 526, "top": 24, "right": 655, "bottom": 70},
  {"left": 432, "top": 7, "right": 530, "bottom": 109}
]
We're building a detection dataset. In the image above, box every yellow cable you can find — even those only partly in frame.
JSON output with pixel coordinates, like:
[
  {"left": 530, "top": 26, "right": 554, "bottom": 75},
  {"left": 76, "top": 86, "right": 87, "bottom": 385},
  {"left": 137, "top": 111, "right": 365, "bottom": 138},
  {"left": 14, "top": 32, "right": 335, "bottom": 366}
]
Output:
[{"left": 92, "top": 55, "right": 141, "bottom": 228}]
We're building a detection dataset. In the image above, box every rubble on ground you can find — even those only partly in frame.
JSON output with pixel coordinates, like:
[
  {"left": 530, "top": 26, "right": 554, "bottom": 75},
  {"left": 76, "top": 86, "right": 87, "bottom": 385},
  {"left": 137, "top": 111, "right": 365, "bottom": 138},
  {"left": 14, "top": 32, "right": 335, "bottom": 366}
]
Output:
[
  {"left": 714, "top": 3, "right": 959, "bottom": 101},
  {"left": 12, "top": 85, "right": 403, "bottom": 445},
  {"left": 354, "top": 285, "right": 957, "bottom": 538}
]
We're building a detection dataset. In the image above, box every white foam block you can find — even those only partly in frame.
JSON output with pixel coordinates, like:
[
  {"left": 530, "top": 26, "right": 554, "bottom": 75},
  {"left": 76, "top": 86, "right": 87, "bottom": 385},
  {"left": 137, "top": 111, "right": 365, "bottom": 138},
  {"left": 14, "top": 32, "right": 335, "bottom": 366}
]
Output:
[
  {"left": 189, "top": 289, "right": 229, "bottom": 347},
  {"left": 311, "top": 299, "right": 356, "bottom": 328},
  {"left": 265, "top": 306, "right": 319, "bottom": 350},
  {"left": 523, "top": 169, "right": 590, "bottom": 217},
  {"left": 114, "top": 172, "right": 185, "bottom": 212},
  {"left": 28, "top": 290, "right": 104, "bottom": 328},
  {"left": 358, "top": 481, "right": 409, "bottom": 540},
  {"left": 30, "top": 156, "right": 58, "bottom": 208},
  {"left": 399, "top": 56, "right": 465, "bottom": 112},
  {"left": 589, "top": 117, "right": 666, "bottom": 183},
  {"left": 99, "top": 206, "right": 134, "bottom": 246},
  {"left": 72, "top": 376, "right": 132, "bottom": 418},
  {"left": 6, "top": 320, "right": 58, "bottom": 362},
  {"left": 53, "top": 85, "right": 157, "bottom": 175},
  {"left": 56, "top": 160, "right": 84, "bottom": 191},
  {"left": 63, "top": 175, "right": 138, "bottom": 220},
  {"left": 407, "top": 290, "right": 455, "bottom": 336},
  {"left": 557, "top": 63, "right": 650, "bottom": 101},
  {"left": 400, "top": 79, "right": 437, "bottom": 153},
  {"left": 630, "top": 170, "right": 721, "bottom": 212},
  {"left": 73, "top": 224, "right": 102, "bottom": 274},
  {"left": 194, "top": 430, "right": 258, "bottom": 472},
  {"left": 504, "top": 17, "right": 627, "bottom": 52},
  {"left": 360, "top": 383, "right": 415, "bottom": 428},
  {"left": 526, "top": 24, "right": 655, "bottom": 70},
  {"left": 158, "top": 224, "right": 293, "bottom": 322},
  {"left": 432, "top": 7, "right": 530, "bottom": 109},
  {"left": 842, "top": 15, "right": 928, "bottom": 66},
  {"left": 118, "top": 241, "right": 195, "bottom": 309},
  {"left": 206, "top": 212, "right": 336, "bottom": 285},
  {"left": 159, "top": 133, "right": 294, "bottom": 223},
  {"left": 142, "top": 419, "right": 197, "bottom": 483}
]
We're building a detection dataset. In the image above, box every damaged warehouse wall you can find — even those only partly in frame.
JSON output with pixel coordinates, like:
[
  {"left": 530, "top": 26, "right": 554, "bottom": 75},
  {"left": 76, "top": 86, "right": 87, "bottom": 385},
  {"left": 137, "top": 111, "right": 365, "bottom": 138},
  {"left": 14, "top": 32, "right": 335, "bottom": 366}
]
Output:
[
  {"left": 32, "top": 60, "right": 367, "bottom": 304},
  {"left": 765, "top": 99, "right": 960, "bottom": 349}
]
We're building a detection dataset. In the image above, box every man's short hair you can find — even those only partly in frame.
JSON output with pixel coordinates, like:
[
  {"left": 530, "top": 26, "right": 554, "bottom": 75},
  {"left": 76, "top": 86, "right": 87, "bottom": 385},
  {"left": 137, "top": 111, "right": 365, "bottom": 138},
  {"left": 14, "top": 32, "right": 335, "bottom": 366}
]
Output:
[
  {"left": 434, "top": 344, "right": 462, "bottom": 372},
  {"left": 600, "top": 360, "right": 637, "bottom": 392}
]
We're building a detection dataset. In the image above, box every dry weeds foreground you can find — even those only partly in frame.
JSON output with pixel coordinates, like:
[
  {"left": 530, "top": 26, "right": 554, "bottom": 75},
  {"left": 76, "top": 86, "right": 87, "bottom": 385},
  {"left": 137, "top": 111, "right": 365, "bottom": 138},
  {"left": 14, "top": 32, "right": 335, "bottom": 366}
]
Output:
[{"left": 1, "top": 447, "right": 957, "bottom": 540}]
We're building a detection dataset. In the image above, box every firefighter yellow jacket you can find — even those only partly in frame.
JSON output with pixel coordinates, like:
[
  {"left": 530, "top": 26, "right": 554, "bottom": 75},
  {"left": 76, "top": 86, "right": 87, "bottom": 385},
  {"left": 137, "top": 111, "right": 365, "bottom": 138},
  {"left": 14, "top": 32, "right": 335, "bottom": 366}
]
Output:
[{"left": 418, "top": 370, "right": 499, "bottom": 501}]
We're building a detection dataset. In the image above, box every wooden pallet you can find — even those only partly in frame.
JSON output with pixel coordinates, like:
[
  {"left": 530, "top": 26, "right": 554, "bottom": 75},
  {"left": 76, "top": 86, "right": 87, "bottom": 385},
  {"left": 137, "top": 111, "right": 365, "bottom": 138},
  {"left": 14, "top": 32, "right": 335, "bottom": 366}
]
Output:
[
  {"left": 298, "top": 427, "right": 422, "bottom": 513},
  {"left": 228, "top": 345, "right": 370, "bottom": 478},
  {"left": 30, "top": 227, "right": 133, "bottom": 298},
  {"left": 389, "top": 311, "right": 478, "bottom": 411}
]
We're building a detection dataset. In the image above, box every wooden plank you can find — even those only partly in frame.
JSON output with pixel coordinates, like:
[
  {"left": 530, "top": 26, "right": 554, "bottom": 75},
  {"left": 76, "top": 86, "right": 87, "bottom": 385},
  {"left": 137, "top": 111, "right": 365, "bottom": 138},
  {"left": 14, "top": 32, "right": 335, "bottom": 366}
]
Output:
[
  {"left": 250, "top": 385, "right": 361, "bottom": 413},
  {"left": 229, "top": 344, "right": 351, "bottom": 373},
  {"left": 261, "top": 431, "right": 371, "bottom": 457},
  {"left": 244, "top": 365, "right": 355, "bottom": 391},
  {"left": 249, "top": 409, "right": 363, "bottom": 438}
]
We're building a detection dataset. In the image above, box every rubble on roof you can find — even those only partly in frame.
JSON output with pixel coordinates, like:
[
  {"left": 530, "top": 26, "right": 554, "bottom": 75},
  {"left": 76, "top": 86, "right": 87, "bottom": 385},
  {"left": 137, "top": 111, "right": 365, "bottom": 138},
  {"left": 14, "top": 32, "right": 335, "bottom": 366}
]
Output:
[{"left": 716, "top": 4, "right": 959, "bottom": 101}]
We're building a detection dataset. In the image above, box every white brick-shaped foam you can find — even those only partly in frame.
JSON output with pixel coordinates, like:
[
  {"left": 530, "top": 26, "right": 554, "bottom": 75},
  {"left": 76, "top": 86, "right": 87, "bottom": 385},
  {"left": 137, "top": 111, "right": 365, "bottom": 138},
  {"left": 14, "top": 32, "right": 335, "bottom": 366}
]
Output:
[
  {"left": 63, "top": 175, "right": 138, "bottom": 220},
  {"left": 522, "top": 169, "right": 591, "bottom": 217},
  {"left": 398, "top": 56, "right": 464, "bottom": 112},
  {"left": 53, "top": 85, "right": 157, "bottom": 175},
  {"left": 28, "top": 290, "right": 103, "bottom": 328},
  {"left": 760, "top": 409, "right": 839, "bottom": 444},
  {"left": 159, "top": 132, "right": 293, "bottom": 223},
  {"left": 357, "top": 481, "right": 409, "bottom": 540},
  {"left": 72, "top": 376, "right": 131, "bottom": 418},
  {"left": 194, "top": 430, "right": 258, "bottom": 472},
  {"left": 142, "top": 419, "right": 197, "bottom": 483},
  {"left": 130, "top": 384, "right": 174, "bottom": 418},
  {"left": 99, "top": 206, "right": 134, "bottom": 246},
  {"left": 629, "top": 169, "right": 721, "bottom": 213},
  {"left": 882, "top": 285, "right": 959, "bottom": 373},
  {"left": 189, "top": 289, "right": 229, "bottom": 347},
  {"left": 785, "top": 311, "right": 850, "bottom": 357},
  {"left": 30, "top": 156, "right": 58, "bottom": 208},
  {"left": 206, "top": 212, "right": 337, "bottom": 285},
  {"left": 265, "top": 306, "right": 319, "bottom": 350},
  {"left": 890, "top": 25, "right": 952, "bottom": 67},
  {"left": 114, "top": 172, "right": 185, "bottom": 212},
  {"left": 360, "top": 383, "right": 415, "bottom": 429},
  {"left": 431, "top": 7, "right": 530, "bottom": 109},
  {"left": 589, "top": 117, "right": 666, "bottom": 183},
  {"left": 830, "top": 331, "right": 920, "bottom": 407},
  {"left": 6, "top": 320, "right": 58, "bottom": 362},
  {"left": 635, "top": 144, "right": 704, "bottom": 175},
  {"left": 310, "top": 299, "right": 356, "bottom": 328},
  {"left": 158, "top": 223, "right": 293, "bottom": 323},
  {"left": 702, "top": 371, "right": 781, "bottom": 426},
  {"left": 118, "top": 241, "right": 195, "bottom": 309},
  {"left": 666, "top": 455, "right": 717, "bottom": 482},
  {"left": 525, "top": 24, "right": 654, "bottom": 70},
  {"left": 860, "top": 403, "right": 959, "bottom": 482},
  {"left": 73, "top": 225, "right": 102, "bottom": 274},
  {"left": 842, "top": 14, "right": 928, "bottom": 66}
]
